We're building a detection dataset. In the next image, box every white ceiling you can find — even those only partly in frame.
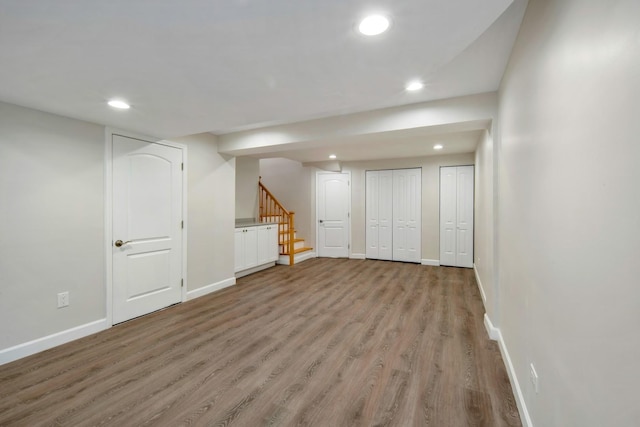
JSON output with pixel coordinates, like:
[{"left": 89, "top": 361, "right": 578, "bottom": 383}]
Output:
[{"left": 0, "top": 0, "right": 527, "bottom": 162}]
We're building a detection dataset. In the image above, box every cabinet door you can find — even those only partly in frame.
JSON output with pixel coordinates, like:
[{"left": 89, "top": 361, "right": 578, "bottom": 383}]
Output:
[
  {"left": 268, "top": 225, "right": 279, "bottom": 262},
  {"left": 257, "top": 226, "right": 270, "bottom": 265},
  {"left": 234, "top": 228, "right": 245, "bottom": 272},
  {"left": 244, "top": 227, "right": 258, "bottom": 268}
]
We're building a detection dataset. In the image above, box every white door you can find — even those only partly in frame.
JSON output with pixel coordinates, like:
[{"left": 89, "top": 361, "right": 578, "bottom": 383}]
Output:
[
  {"left": 440, "top": 167, "right": 457, "bottom": 266},
  {"left": 456, "top": 166, "right": 474, "bottom": 268},
  {"left": 392, "top": 168, "right": 421, "bottom": 263},
  {"left": 365, "top": 170, "right": 392, "bottom": 260},
  {"left": 112, "top": 135, "right": 183, "bottom": 324},
  {"left": 317, "top": 172, "right": 350, "bottom": 258},
  {"left": 439, "top": 165, "right": 474, "bottom": 268}
]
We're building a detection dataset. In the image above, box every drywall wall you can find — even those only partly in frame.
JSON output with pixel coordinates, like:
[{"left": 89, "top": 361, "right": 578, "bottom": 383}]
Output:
[
  {"left": 171, "top": 133, "right": 236, "bottom": 292},
  {"left": 497, "top": 0, "right": 640, "bottom": 425},
  {"left": 342, "top": 152, "right": 475, "bottom": 261},
  {"left": 235, "top": 156, "right": 259, "bottom": 220},
  {"left": 259, "top": 158, "right": 316, "bottom": 249},
  {"left": 0, "top": 101, "right": 105, "bottom": 350},
  {"left": 474, "top": 130, "right": 494, "bottom": 313}
]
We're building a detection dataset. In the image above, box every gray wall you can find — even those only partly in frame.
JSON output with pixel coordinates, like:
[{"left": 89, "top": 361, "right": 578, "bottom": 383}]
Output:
[
  {"left": 172, "top": 133, "right": 236, "bottom": 291},
  {"left": 495, "top": 0, "right": 640, "bottom": 425},
  {"left": 234, "top": 156, "right": 259, "bottom": 220},
  {"left": 0, "top": 101, "right": 105, "bottom": 350},
  {"left": 0, "top": 103, "right": 236, "bottom": 357}
]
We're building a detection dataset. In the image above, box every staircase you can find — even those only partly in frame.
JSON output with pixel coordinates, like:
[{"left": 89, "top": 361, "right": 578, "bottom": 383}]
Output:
[{"left": 259, "top": 178, "right": 314, "bottom": 265}]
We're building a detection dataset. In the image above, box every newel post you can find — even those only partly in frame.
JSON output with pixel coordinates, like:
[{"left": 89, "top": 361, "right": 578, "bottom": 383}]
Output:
[{"left": 289, "top": 212, "right": 295, "bottom": 266}]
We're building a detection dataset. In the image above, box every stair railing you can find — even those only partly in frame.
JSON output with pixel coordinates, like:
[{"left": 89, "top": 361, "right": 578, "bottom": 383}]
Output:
[{"left": 259, "top": 177, "right": 295, "bottom": 265}]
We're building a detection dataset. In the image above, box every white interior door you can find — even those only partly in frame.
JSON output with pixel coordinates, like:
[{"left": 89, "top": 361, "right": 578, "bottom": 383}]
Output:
[
  {"left": 456, "top": 166, "right": 474, "bottom": 268},
  {"left": 317, "top": 172, "right": 350, "bottom": 258},
  {"left": 112, "top": 135, "right": 183, "bottom": 324},
  {"left": 366, "top": 170, "right": 393, "bottom": 260},
  {"left": 440, "top": 167, "right": 457, "bottom": 266},
  {"left": 439, "top": 165, "right": 474, "bottom": 268},
  {"left": 393, "top": 168, "right": 421, "bottom": 263}
]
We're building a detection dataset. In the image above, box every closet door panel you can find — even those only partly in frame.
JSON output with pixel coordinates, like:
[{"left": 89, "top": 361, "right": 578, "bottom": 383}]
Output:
[
  {"left": 365, "top": 171, "right": 380, "bottom": 259},
  {"left": 440, "top": 167, "right": 457, "bottom": 266},
  {"left": 378, "top": 170, "right": 393, "bottom": 260}
]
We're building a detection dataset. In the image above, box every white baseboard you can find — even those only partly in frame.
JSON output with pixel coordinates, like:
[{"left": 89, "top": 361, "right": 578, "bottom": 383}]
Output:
[
  {"left": 484, "top": 313, "right": 533, "bottom": 427},
  {"left": 349, "top": 253, "right": 366, "bottom": 260},
  {"left": 421, "top": 259, "right": 440, "bottom": 266},
  {"left": 187, "top": 276, "right": 236, "bottom": 300},
  {"left": 473, "top": 264, "right": 487, "bottom": 304},
  {"left": 0, "top": 318, "right": 110, "bottom": 366},
  {"left": 295, "top": 251, "right": 316, "bottom": 263}
]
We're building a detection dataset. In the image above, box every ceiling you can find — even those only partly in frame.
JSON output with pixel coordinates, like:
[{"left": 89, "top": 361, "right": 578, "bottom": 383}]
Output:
[{"left": 0, "top": 0, "right": 527, "bottom": 162}]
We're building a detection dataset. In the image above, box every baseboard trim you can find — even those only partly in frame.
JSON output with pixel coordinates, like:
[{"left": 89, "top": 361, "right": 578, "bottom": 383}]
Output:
[
  {"left": 421, "top": 259, "right": 440, "bottom": 266},
  {"left": 349, "top": 253, "right": 366, "bottom": 260},
  {"left": 473, "top": 264, "right": 487, "bottom": 304},
  {"left": 0, "top": 318, "right": 110, "bottom": 366},
  {"left": 187, "top": 277, "right": 236, "bottom": 300},
  {"left": 484, "top": 313, "right": 533, "bottom": 427}
]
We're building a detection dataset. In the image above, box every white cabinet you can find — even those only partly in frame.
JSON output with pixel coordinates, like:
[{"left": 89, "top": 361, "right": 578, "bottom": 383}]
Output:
[
  {"left": 366, "top": 168, "right": 421, "bottom": 263},
  {"left": 439, "top": 166, "right": 474, "bottom": 268},
  {"left": 235, "top": 224, "right": 278, "bottom": 274}
]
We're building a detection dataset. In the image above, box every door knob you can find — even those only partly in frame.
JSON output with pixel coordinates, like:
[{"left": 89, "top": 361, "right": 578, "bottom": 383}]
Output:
[
  {"left": 114, "top": 239, "right": 132, "bottom": 247},
  {"left": 319, "top": 220, "right": 324, "bottom": 223}
]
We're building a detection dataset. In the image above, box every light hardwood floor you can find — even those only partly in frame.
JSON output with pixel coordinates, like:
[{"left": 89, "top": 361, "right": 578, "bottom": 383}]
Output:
[{"left": 0, "top": 258, "right": 521, "bottom": 426}]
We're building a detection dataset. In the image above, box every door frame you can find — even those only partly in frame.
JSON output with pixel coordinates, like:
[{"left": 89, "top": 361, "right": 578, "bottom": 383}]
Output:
[
  {"left": 315, "top": 171, "right": 352, "bottom": 258},
  {"left": 105, "top": 128, "right": 188, "bottom": 326}
]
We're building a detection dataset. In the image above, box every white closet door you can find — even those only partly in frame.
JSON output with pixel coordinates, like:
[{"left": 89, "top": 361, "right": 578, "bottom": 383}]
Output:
[
  {"left": 378, "top": 171, "right": 393, "bottom": 260},
  {"left": 365, "top": 171, "right": 380, "bottom": 259},
  {"left": 393, "top": 168, "right": 421, "bottom": 263},
  {"left": 365, "top": 170, "right": 393, "bottom": 260},
  {"left": 439, "top": 166, "right": 474, "bottom": 268},
  {"left": 456, "top": 166, "right": 474, "bottom": 268},
  {"left": 440, "top": 167, "right": 457, "bottom": 266}
]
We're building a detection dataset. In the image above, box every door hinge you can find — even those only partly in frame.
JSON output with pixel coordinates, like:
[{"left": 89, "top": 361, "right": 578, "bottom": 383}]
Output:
[
  {"left": 181, "top": 220, "right": 184, "bottom": 229},
  {"left": 348, "top": 244, "right": 350, "bottom": 249},
  {"left": 181, "top": 279, "right": 184, "bottom": 287},
  {"left": 181, "top": 163, "right": 184, "bottom": 171},
  {"left": 348, "top": 212, "right": 350, "bottom": 218}
]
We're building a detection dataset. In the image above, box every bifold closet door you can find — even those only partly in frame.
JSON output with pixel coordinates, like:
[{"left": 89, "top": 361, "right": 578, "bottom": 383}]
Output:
[
  {"left": 365, "top": 170, "right": 392, "bottom": 260},
  {"left": 366, "top": 168, "right": 421, "bottom": 263},
  {"left": 440, "top": 165, "right": 474, "bottom": 268},
  {"left": 393, "top": 168, "right": 421, "bottom": 263}
]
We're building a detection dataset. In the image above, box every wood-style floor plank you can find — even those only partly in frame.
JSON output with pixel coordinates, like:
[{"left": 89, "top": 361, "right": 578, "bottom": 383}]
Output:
[{"left": 0, "top": 258, "right": 521, "bottom": 426}]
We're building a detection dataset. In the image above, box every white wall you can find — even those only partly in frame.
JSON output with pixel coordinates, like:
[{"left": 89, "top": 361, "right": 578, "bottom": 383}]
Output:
[
  {"left": 496, "top": 0, "right": 640, "bottom": 425},
  {"left": 342, "top": 152, "right": 475, "bottom": 261},
  {"left": 235, "top": 156, "right": 259, "bottom": 220},
  {"left": 0, "top": 101, "right": 105, "bottom": 351},
  {"left": 259, "top": 158, "right": 316, "bottom": 249},
  {"left": 171, "top": 133, "right": 236, "bottom": 292},
  {"left": 474, "top": 130, "right": 494, "bottom": 312}
]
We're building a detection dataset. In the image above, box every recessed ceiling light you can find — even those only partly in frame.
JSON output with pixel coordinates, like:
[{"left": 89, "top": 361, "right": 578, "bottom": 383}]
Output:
[
  {"left": 108, "top": 99, "right": 130, "bottom": 109},
  {"left": 405, "top": 81, "right": 424, "bottom": 92},
  {"left": 358, "top": 15, "right": 390, "bottom": 36},
  {"left": 329, "top": 154, "right": 337, "bottom": 159},
  {"left": 434, "top": 144, "right": 443, "bottom": 150}
]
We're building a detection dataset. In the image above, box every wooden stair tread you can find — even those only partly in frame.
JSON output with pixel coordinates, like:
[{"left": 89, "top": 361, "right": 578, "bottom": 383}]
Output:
[
  {"left": 281, "top": 247, "right": 313, "bottom": 255},
  {"left": 280, "top": 238, "right": 304, "bottom": 244}
]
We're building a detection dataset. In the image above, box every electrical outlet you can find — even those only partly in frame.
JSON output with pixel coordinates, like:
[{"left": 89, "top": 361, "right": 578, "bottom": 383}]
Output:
[
  {"left": 57, "top": 292, "right": 69, "bottom": 308},
  {"left": 530, "top": 363, "right": 539, "bottom": 394}
]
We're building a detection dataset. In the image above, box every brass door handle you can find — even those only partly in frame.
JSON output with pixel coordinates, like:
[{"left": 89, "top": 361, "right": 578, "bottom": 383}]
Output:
[{"left": 114, "top": 239, "right": 133, "bottom": 247}]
